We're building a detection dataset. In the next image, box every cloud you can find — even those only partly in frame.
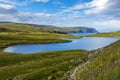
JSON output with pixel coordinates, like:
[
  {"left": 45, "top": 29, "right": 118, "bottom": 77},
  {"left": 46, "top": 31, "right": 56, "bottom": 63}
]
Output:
[
  {"left": 53, "top": 1, "right": 62, "bottom": 5},
  {"left": 35, "top": 13, "right": 52, "bottom": 17},
  {"left": 89, "top": 19, "right": 120, "bottom": 32},
  {"left": 61, "top": 11, "right": 82, "bottom": 20},
  {"left": 0, "top": 0, "right": 15, "bottom": 4},
  {"left": 32, "top": 0, "right": 49, "bottom": 3},
  {"left": 0, "top": 0, "right": 120, "bottom": 32},
  {"left": 84, "top": 0, "right": 120, "bottom": 18},
  {"left": 0, "top": 8, "right": 54, "bottom": 24},
  {"left": 58, "top": 0, "right": 109, "bottom": 14},
  {"left": 102, "top": 0, "right": 120, "bottom": 18},
  {"left": 0, "top": 3, "right": 14, "bottom": 9},
  {"left": 0, "top": 14, "right": 16, "bottom": 21},
  {"left": 0, "top": 0, "right": 49, "bottom": 7},
  {"left": 0, "top": 4, "right": 17, "bottom": 14},
  {"left": 84, "top": 0, "right": 109, "bottom": 14},
  {"left": 59, "top": 0, "right": 120, "bottom": 18},
  {"left": 0, "top": 7, "right": 17, "bottom": 14}
]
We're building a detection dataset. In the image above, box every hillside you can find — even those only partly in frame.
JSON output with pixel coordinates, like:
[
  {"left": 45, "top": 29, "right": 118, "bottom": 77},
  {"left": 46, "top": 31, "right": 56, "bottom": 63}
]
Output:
[
  {"left": 40, "top": 27, "right": 98, "bottom": 33},
  {"left": 0, "top": 23, "right": 120, "bottom": 80},
  {"left": 0, "top": 23, "right": 86, "bottom": 80},
  {"left": 76, "top": 40, "right": 120, "bottom": 80},
  {"left": 0, "top": 22, "right": 98, "bottom": 33},
  {"left": 89, "top": 30, "right": 120, "bottom": 37},
  {"left": 0, "top": 23, "right": 81, "bottom": 51}
]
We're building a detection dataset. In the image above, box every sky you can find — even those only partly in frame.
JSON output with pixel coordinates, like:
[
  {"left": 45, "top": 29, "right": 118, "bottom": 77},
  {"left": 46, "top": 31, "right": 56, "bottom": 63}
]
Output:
[{"left": 0, "top": 0, "right": 120, "bottom": 32}]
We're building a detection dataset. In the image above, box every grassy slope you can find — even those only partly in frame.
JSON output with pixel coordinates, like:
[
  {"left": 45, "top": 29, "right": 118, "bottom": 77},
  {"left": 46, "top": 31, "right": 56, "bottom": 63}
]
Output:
[
  {"left": 0, "top": 23, "right": 81, "bottom": 51},
  {"left": 0, "top": 23, "right": 120, "bottom": 80},
  {"left": 0, "top": 50, "right": 87, "bottom": 80},
  {"left": 89, "top": 30, "right": 120, "bottom": 37},
  {"left": 77, "top": 40, "right": 120, "bottom": 80},
  {"left": 0, "top": 23, "right": 86, "bottom": 80}
]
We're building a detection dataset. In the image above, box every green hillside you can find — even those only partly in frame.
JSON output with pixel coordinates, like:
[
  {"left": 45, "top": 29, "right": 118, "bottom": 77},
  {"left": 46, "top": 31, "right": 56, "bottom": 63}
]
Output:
[
  {"left": 0, "top": 50, "right": 88, "bottom": 80},
  {"left": 0, "top": 23, "right": 86, "bottom": 80},
  {"left": 0, "top": 22, "right": 98, "bottom": 33},
  {"left": 89, "top": 30, "right": 120, "bottom": 37},
  {"left": 0, "top": 23, "right": 81, "bottom": 51},
  {"left": 0, "top": 23, "right": 120, "bottom": 80},
  {"left": 77, "top": 40, "right": 120, "bottom": 80}
]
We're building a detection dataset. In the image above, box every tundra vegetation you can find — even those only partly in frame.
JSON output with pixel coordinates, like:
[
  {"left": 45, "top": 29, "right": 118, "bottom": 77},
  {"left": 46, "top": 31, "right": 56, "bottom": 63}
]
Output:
[
  {"left": 89, "top": 30, "right": 120, "bottom": 37},
  {"left": 0, "top": 23, "right": 120, "bottom": 80}
]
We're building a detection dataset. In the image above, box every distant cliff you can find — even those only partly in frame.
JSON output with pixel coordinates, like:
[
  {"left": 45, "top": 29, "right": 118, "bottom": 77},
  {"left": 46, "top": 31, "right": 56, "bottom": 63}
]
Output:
[
  {"left": 60, "top": 27, "right": 98, "bottom": 33},
  {"left": 0, "top": 22, "right": 98, "bottom": 33},
  {"left": 39, "top": 26, "right": 98, "bottom": 33}
]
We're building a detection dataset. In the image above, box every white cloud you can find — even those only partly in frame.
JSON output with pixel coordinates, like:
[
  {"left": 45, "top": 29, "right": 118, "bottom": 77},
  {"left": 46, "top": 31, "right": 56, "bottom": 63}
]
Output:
[
  {"left": 53, "top": 1, "right": 62, "bottom": 5},
  {"left": 0, "top": 0, "right": 17, "bottom": 5},
  {"left": 0, "top": 0, "right": 12, "bottom": 4},
  {"left": 84, "top": 0, "right": 109, "bottom": 14},
  {"left": 0, "top": 4, "right": 14, "bottom": 9},
  {"left": 0, "top": 14, "right": 18, "bottom": 22},
  {"left": 56, "top": 1, "right": 89, "bottom": 14},
  {"left": 61, "top": 11, "right": 82, "bottom": 20},
  {"left": 32, "top": 0, "right": 49, "bottom": 3},
  {"left": 0, "top": 0, "right": 120, "bottom": 32},
  {"left": 35, "top": 13, "right": 52, "bottom": 17},
  {"left": 90, "top": 19, "right": 120, "bottom": 32},
  {"left": 57, "top": 0, "right": 120, "bottom": 19},
  {"left": 0, "top": 0, "right": 49, "bottom": 7},
  {"left": 58, "top": 0, "right": 109, "bottom": 15}
]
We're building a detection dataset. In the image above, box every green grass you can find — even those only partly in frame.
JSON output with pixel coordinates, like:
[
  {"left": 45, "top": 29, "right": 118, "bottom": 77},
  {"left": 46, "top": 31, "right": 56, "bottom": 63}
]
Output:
[
  {"left": 0, "top": 23, "right": 86, "bottom": 80},
  {"left": 0, "top": 23, "right": 120, "bottom": 80},
  {"left": 0, "top": 50, "right": 88, "bottom": 80},
  {"left": 77, "top": 40, "right": 120, "bottom": 80},
  {"left": 0, "top": 23, "right": 81, "bottom": 51},
  {"left": 89, "top": 30, "right": 120, "bottom": 37}
]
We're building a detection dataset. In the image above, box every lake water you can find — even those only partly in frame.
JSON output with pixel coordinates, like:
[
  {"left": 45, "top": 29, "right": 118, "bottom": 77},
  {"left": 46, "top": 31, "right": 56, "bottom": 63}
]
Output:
[
  {"left": 70, "top": 33, "right": 96, "bottom": 36},
  {"left": 4, "top": 36, "right": 120, "bottom": 54}
]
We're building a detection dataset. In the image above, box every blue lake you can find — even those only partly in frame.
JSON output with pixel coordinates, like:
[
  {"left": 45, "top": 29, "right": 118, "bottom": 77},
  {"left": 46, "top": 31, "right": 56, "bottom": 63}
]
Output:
[
  {"left": 4, "top": 37, "right": 120, "bottom": 54},
  {"left": 70, "top": 33, "right": 96, "bottom": 36}
]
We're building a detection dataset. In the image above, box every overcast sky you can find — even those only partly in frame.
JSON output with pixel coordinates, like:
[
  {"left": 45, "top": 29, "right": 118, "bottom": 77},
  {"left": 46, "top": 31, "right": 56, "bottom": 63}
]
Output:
[{"left": 0, "top": 0, "right": 120, "bottom": 32}]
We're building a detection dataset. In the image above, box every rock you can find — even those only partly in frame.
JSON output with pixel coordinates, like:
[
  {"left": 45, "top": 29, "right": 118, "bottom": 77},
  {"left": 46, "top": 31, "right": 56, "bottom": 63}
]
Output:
[{"left": 48, "top": 76, "right": 52, "bottom": 80}]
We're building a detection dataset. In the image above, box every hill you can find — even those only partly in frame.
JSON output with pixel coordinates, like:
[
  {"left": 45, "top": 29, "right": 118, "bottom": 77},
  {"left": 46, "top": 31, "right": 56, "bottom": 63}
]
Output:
[
  {"left": 0, "top": 23, "right": 120, "bottom": 80},
  {"left": 89, "top": 30, "right": 120, "bottom": 37},
  {"left": 0, "top": 23, "right": 85, "bottom": 80},
  {"left": 0, "top": 23, "right": 81, "bottom": 51},
  {"left": 0, "top": 22, "right": 98, "bottom": 33},
  {"left": 39, "top": 26, "right": 98, "bottom": 33},
  {"left": 76, "top": 40, "right": 120, "bottom": 80}
]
